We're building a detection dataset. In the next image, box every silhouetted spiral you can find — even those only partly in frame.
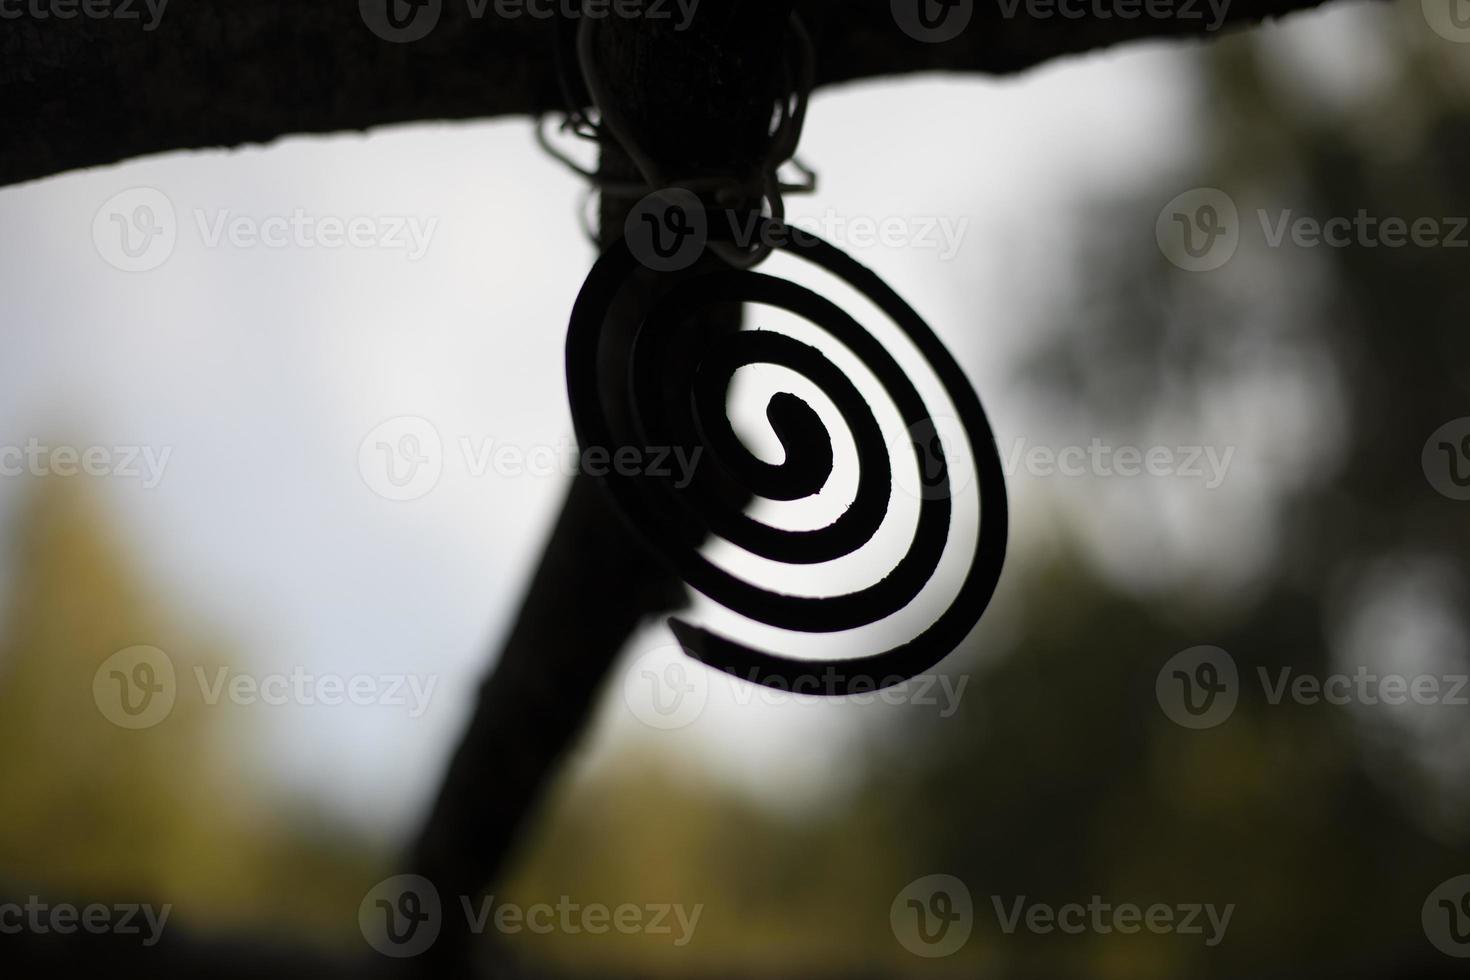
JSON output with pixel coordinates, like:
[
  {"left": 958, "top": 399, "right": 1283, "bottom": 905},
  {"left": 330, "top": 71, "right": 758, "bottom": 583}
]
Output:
[{"left": 566, "top": 213, "right": 1007, "bottom": 694}]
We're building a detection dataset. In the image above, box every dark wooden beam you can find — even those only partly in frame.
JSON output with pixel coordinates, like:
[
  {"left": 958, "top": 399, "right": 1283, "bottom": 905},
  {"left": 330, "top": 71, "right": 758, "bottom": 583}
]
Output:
[{"left": 3, "top": 0, "right": 1357, "bottom": 187}]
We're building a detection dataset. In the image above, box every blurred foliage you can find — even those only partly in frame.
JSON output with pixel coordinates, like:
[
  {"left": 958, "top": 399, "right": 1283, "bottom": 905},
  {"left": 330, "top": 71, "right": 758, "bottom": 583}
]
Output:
[{"left": 0, "top": 482, "right": 381, "bottom": 944}]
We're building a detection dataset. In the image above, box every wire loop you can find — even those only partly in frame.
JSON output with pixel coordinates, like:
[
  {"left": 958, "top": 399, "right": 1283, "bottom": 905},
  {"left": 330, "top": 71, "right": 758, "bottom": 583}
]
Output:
[{"left": 539, "top": 10, "right": 818, "bottom": 266}]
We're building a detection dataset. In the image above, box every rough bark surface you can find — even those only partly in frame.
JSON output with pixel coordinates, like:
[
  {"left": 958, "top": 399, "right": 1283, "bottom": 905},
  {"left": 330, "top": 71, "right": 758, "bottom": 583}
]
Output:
[{"left": 1, "top": 0, "right": 1357, "bottom": 187}]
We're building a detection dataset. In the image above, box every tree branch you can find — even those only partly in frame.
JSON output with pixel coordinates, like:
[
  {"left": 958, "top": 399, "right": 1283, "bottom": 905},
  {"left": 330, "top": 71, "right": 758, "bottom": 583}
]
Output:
[{"left": 4, "top": 0, "right": 1358, "bottom": 187}]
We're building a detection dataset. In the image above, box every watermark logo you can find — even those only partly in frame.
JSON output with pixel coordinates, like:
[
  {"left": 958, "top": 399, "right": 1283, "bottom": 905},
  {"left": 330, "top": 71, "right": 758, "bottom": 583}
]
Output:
[
  {"left": 94, "top": 650, "right": 437, "bottom": 727},
  {"left": 362, "top": 0, "right": 699, "bottom": 41},
  {"left": 1423, "top": 0, "right": 1470, "bottom": 43},
  {"left": 93, "top": 646, "right": 177, "bottom": 730},
  {"left": 93, "top": 187, "right": 177, "bottom": 272},
  {"left": 993, "top": 0, "right": 1230, "bottom": 29},
  {"left": 891, "top": 874, "right": 973, "bottom": 958},
  {"left": 360, "top": 416, "right": 444, "bottom": 502},
  {"left": 0, "top": 0, "right": 169, "bottom": 30},
  {"left": 734, "top": 210, "right": 970, "bottom": 260},
  {"left": 95, "top": 190, "right": 437, "bottom": 270},
  {"left": 360, "top": 0, "right": 442, "bottom": 42},
  {"left": 626, "top": 189, "right": 707, "bottom": 272},
  {"left": 892, "top": 878, "right": 1232, "bottom": 954},
  {"left": 0, "top": 898, "right": 171, "bottom": 946},
  {"left": 1161, "top": 188, "right": 1468, "bottom": 270},
  {"left": 1156, "top": 646, "right": 1238, "bottom": 730},
  {"left": 192, "top": 209, "right": 437, "bottom": 259},
  {"left": 897, "top": 415, "right": 978, "bottom": 502},
  {"left": 991, "top": 895, "right": 1233, "bottom": 946},
  {"left": 1001, "top": 437, "right": 1234, "bottom": 488},
  {"left": 892, "top": 0, "right": 973, "bottom": 42},
  {"left": 1159, "top": 647, "right": 1468, "bottom": 729},
  {"left": 360, "top": 875, "right": 442, "bottom": 958},
  {"left": 1156, "top": 188, "right": 1239, "bottom": 272},
  {"left": 1260, "top": 666, "right": 1467, "bottom": 708},
  {"left": 622, "top": 648, "right": 970, "bottom": 730},
  {"left": 459, "top": 437, "right": 700, "bottom": 486},
  {"left": 461, "top": 895, "right": 702, "bottom": 945},
  {"left": 358, "top": 423, "right": 703, "bottom": 500},
  {"left": 359, "top": 877, "right": 702, "bottom": 955},
  {"left": 1423, "top": 875, "right": 1470, "bottom": 957},
  {"left": 1257, "top": 210, "right": 1467, "bottom": 249},
  {"left": 194, "top": 666, "right": 438, "bottom": 717},
  {"left": 1423, "top": 418, "right": 1470, "bottom": 501},
  {"left": 623, "top": 645, "right": 710, "bottom": 730},
  {"left": 625, "top": 195, "right": 972, "bottom": 269},
  {"left": 0, "top": 439, "right": 172, "bottom": 488}
]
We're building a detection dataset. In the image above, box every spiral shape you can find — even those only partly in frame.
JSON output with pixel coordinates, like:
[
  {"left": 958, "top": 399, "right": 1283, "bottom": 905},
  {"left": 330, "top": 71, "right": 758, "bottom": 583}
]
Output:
[{"left": 566, "top": 212, "right": 1007, "bottom": 694}]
